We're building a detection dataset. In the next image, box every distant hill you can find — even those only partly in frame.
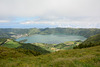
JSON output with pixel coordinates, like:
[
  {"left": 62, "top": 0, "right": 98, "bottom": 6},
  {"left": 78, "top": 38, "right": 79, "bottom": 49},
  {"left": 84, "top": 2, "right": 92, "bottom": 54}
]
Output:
[
  {"left": 0, "top": 28, "right": 100, "bottom": 39},
  {"left": 74, "top": 34, "right": 100, "bottom": 49}
]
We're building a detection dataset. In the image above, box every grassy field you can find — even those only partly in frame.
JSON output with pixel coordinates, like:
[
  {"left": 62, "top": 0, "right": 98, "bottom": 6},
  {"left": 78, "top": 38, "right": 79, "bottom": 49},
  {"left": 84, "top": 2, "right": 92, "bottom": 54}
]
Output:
[
  {"left": 3, "top": 39, "right": 21, "bottom": 48},
  {"left": 0, "top": 45, "right": 100, "bottom": 67}
]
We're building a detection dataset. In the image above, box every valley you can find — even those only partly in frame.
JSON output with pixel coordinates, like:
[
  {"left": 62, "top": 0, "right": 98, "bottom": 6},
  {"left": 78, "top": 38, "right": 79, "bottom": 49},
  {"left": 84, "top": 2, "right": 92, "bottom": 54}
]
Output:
[{"left": 0, "top": 0, "right": 100, "bottom": 66}]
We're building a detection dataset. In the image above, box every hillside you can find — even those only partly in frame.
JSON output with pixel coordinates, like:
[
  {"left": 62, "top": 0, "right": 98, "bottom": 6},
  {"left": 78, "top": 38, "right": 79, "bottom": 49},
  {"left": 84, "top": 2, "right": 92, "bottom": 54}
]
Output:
[
  {"left": 0, "top": 45, "right": 100, "bottom": 67},
  {"left": 0, "top": 46, "right": 41, "bottom": 59},
  {"left": 74, "top": 34, "right": 100, "bottom": 49},
  {"left": 84, "top": 34, "right": 100, "bottom": 42},
  {"left": 16, "top": 43, "right": 50, "bottom": 54},
  {"left": 0, "top": 38, "right": 50, "bottom": 54}
]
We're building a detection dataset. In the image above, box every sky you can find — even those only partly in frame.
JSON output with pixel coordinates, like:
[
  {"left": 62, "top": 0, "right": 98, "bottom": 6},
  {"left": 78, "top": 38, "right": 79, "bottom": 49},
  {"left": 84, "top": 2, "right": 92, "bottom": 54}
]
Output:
[{"left": 0, "top": 0, "right": 100, "bottom": 28}]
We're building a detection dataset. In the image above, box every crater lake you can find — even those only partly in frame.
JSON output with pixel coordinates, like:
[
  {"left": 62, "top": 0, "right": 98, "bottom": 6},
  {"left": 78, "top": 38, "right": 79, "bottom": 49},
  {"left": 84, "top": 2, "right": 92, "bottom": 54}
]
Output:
[{"left": 16, "top": 34, "right": 86, "bottom": 44}]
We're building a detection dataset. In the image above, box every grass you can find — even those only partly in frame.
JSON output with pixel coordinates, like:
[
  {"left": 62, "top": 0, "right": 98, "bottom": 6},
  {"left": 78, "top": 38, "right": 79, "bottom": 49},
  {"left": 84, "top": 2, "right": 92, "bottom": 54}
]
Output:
[
  {"left": 0, "top": 45, "right": 100, "bottom": 67},
  {"left": 0, "top": 46, "right": 26, "bottom": 59},
  {"left": 3, "top": 40, "right": 21, "bottom": 48}
]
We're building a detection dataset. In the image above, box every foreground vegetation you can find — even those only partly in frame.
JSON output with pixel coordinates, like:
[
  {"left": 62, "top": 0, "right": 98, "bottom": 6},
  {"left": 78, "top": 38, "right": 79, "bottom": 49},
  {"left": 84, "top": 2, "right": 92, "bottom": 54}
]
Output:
[{"left": 0, "top": 45, "right": 100, "bottom": 67}]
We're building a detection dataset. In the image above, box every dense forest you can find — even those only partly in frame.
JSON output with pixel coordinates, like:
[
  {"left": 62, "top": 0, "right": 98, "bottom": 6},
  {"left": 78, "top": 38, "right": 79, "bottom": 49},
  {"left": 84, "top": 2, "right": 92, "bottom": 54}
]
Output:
[{"left": 0, "top": 28, "right": 100, "bottom": 39}]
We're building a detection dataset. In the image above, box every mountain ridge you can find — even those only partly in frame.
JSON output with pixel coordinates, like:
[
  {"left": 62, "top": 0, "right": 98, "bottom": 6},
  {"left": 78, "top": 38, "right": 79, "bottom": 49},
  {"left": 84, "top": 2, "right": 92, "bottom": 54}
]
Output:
[{"left": 0, "top": 28, "right": 100, "bottom": 39}]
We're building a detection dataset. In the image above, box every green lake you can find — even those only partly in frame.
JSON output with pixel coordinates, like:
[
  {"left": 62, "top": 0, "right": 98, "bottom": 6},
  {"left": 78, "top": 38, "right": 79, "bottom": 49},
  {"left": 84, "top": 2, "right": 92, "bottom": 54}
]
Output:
[{"left": 16, "top": 34, "right": 86, "bottom": 44}]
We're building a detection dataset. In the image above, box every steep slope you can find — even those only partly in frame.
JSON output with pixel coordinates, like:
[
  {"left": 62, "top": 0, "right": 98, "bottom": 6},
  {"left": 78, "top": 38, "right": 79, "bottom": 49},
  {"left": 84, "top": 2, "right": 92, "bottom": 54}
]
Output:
[{"left": 74, "top": 34, "right": 100, "bottom": 49}]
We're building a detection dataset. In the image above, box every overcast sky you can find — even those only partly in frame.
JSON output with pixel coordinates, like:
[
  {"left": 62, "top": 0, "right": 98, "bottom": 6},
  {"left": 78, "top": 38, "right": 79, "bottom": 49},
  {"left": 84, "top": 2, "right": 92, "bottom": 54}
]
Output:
[{"left": 0, "top": 0, "right": 100, "bottom": 28}]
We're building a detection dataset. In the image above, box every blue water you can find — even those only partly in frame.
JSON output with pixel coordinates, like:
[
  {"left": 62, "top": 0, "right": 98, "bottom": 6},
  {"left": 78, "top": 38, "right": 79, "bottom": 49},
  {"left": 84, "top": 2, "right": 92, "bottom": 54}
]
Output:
[{"left": 16, "top": 34, "right": 86, "bottom": 44}]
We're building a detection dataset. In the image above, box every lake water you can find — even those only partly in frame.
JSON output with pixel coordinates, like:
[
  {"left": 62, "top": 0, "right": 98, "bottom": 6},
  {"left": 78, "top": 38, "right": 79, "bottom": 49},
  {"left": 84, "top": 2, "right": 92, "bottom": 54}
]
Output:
[{"left": 16, "top": 34, "right": 86, "bottom": 44}]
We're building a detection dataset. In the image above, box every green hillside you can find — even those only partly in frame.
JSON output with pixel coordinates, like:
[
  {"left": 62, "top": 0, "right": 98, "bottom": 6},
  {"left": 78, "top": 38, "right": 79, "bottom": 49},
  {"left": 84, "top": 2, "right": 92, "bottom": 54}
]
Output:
[
  {"left": 0, "top": 46, "right": 41, "bottom": 60},
  {"left": 17, "top": 43, "right": 50, "bottom": 54},
  {"left": 84, "top": 34, "right": 100, "bottom": 42},
  {"left": 74, "top": 34, "right": 100, "bottom": 49},
  {"left": 0, "top": 45, "right": 100, "bottom": 67},
  {"left": 0, "top": 38, "right": 50, "bottom": 54},
  {"left": 3, "top": 39, "right": 21, "bottom": 48}
]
